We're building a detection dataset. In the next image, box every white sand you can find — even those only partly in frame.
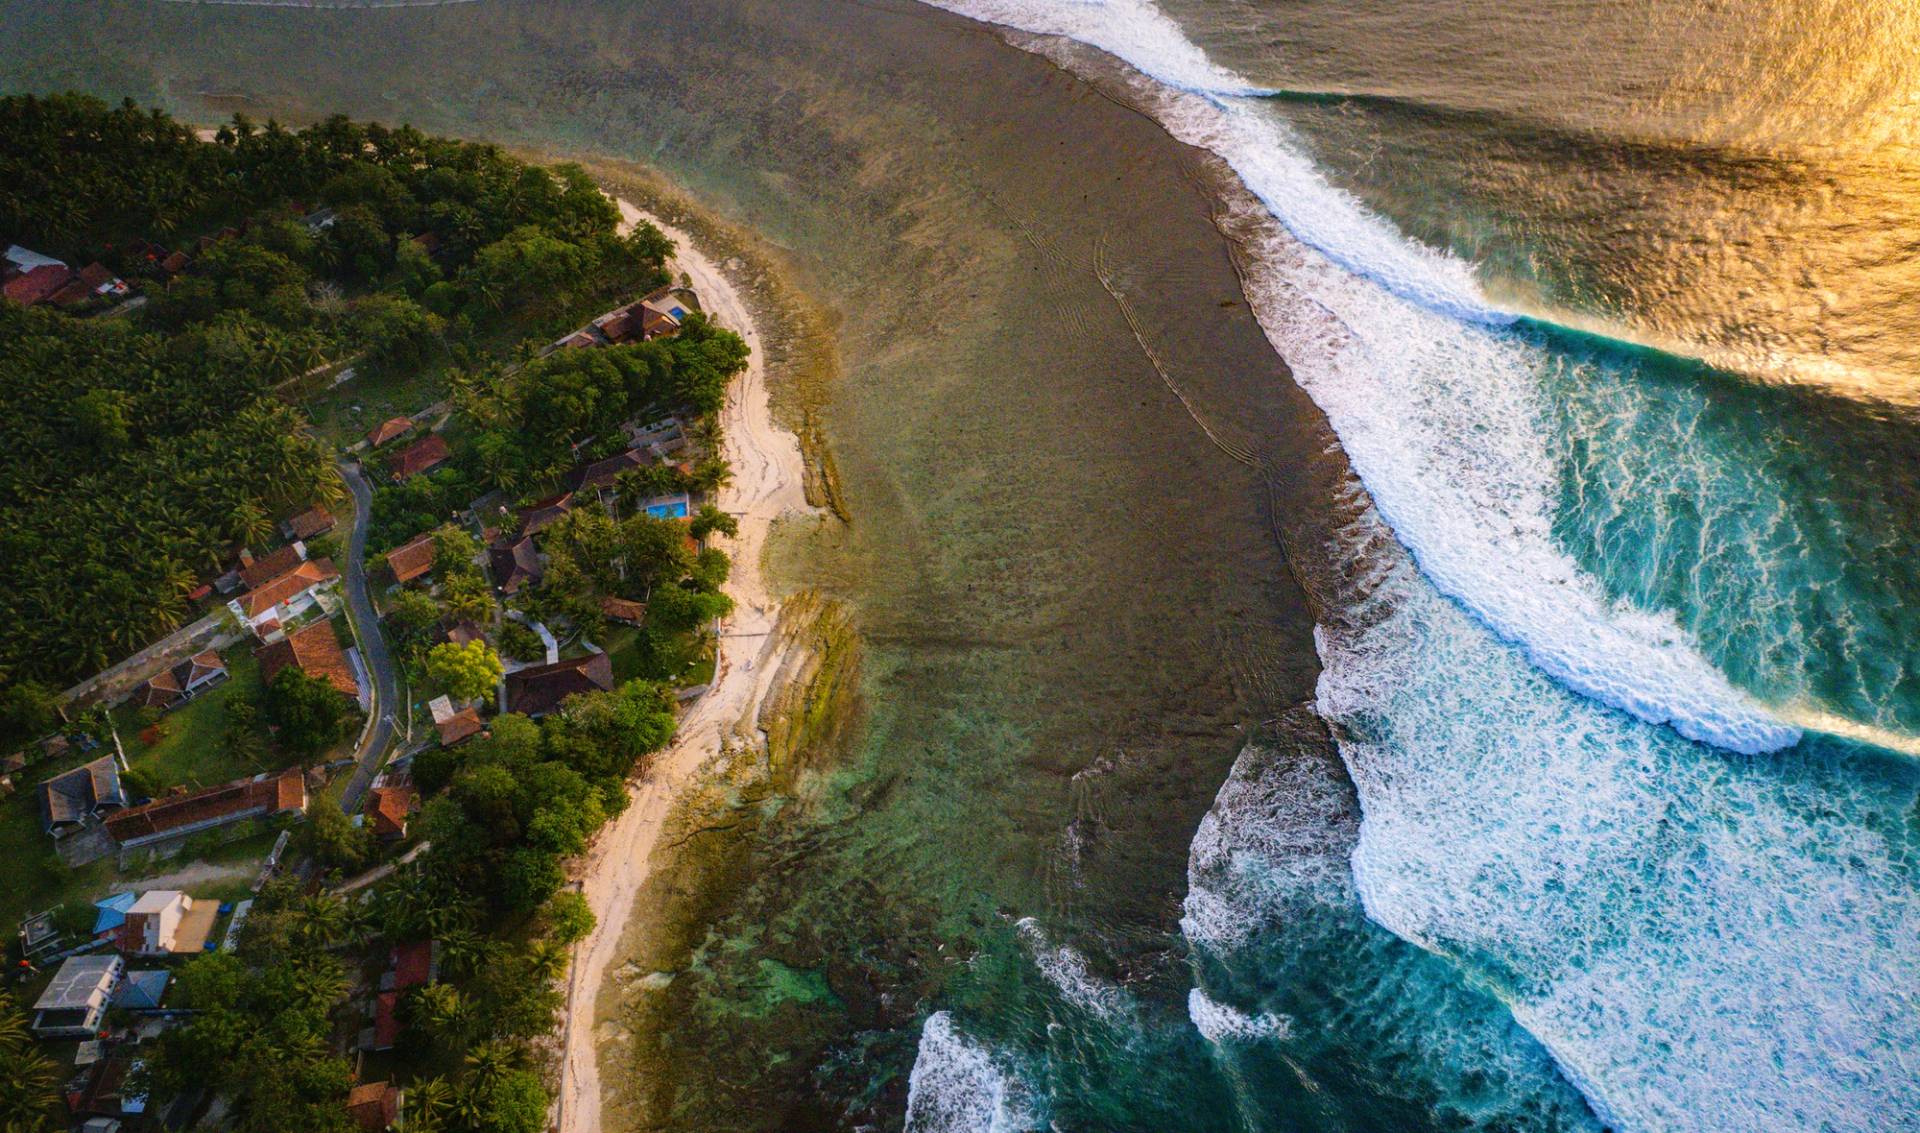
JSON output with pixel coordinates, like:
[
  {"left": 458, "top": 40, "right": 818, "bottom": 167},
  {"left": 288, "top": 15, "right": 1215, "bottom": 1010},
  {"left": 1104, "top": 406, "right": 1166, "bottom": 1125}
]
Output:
[{"left": 556, "top": 200, "right": 812, "bottom": 1133}]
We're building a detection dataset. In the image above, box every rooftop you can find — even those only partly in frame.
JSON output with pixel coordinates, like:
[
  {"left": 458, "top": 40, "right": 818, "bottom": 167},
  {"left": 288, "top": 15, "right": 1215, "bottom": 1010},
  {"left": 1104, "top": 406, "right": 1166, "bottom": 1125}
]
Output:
[
  {"left": 385, "top": 532, "right": 437, "bottom": 583},
  {"left": 389, "top": 433, "right": 451, "bottom": 480},
  {"left": 236, "top": 558, "right": 338, "bottom": 618},
  {"left": 104, "top": 767, "right": 305, "bottom": 845},
  {"left": 367, "top": 416, "right": 414, "bottom": 447},
  {"left": 34, "top": 954, "right": 121, "bottom": 1012},
  {"left": 240, "top": 543, "right": 307, "bottom": 591},
  {"left": 256, "top": 621, "right": 360, "bottom": 699},
  {"left": 505, "top": 652, "right": 613, "bottom": 718}
]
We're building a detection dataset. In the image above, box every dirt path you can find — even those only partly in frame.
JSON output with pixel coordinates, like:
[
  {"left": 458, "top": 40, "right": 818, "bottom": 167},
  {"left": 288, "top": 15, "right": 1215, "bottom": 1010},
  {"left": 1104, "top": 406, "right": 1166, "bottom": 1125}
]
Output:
[
  {"left": 556, "top": 200, "right": 813, "bottom": 1133},
  {"left": 112, "top": 859, "right": 254, "bottom": 894}
]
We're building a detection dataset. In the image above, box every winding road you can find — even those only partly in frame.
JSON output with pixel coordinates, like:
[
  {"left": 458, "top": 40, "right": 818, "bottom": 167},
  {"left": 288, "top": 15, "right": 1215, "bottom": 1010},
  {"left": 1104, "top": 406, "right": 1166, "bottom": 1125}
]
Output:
[{"left": 336, "top": 460, "right": 402, "bottom": 814}]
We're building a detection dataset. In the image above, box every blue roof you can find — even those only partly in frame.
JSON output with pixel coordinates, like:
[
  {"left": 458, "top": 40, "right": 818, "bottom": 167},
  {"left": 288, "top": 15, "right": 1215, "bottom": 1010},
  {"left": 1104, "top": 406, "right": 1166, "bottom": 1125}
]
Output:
[
  {"left": 92, "top": 892, "right": 137, "bottom": 935},
  {"left": 112, "top": 969, "right": 170, "bottom": 1010}
]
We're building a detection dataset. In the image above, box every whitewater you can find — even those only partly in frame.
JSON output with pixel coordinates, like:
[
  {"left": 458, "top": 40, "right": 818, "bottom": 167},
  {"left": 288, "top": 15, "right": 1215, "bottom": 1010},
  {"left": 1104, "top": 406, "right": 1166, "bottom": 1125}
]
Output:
[{"left": 904, "top": 1, "right": 1920, "bottom": 1130}]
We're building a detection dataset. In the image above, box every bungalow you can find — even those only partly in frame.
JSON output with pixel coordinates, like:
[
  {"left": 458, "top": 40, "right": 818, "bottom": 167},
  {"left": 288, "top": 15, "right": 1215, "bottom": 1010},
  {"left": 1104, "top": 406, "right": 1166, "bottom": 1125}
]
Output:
[
  {"left": 239, "top": 542, "right": 307, "bottom": 591},
  {"left": 366, "top": 784, "right": 418, "bottom": 840},
  {"left": 367, "top": 416, "right": 414, "bottom": 448},
  {"left": 600, "top": 596, "right": 647, "bottom": 626},
  {"left": 228, "top": 558, "right": 339, "bottom": 635},
  {"left": 69, "top": 1053, "right": 146, "bottom": 1124},
  {"left": 361, "top": 990, "right": 403, "bottom": 1052},
  {"left": 385, "top": 532, "right": 437, "bottom": 584},
  {"left": 429, "top": 696, "right": 484, "bottom": 747},
  {"left": 384, "top": 939, "right": 440, "bottom": 992},
  {"left": 347, "top": 1081, "right": 404, "bottom": 1132},
  {"left": 518, "top": 491, "right": 574, "bottom": 536},
  {"left": 505, "top": 652, "right": 613, "bottom": 718},
  {"left": 283, "top": 505, "right": 336, "bottom": 541},
  {"left": 135, "top": 649, "right": 229, "bottom": 711},
  {"left": 104, "top": 766, "right": 307, "bottom": 849},
  {"left": 566, "top": 449, "right": 648, "bottom": 494},
  {"left": 39, "top": 756, "right": 128, "bottom": 837},
  {"left": 489, "top": 535, "right": 543, "bottom": 595},
  {"left": 256, "top": 621, "right": 360, "bottom": 700},
  {"left": 31, "top": 954, "right": 124, "bottom": 1038},
  {"left": 389, "top": 433, "right": 451, "bottom": 481}
]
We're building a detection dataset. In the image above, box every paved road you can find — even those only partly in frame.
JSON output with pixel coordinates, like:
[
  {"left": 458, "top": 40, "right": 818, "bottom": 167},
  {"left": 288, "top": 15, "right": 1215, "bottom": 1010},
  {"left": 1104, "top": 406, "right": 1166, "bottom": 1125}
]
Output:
[{"left": 337, "top": 461, "right": 401, "bottom": 814}]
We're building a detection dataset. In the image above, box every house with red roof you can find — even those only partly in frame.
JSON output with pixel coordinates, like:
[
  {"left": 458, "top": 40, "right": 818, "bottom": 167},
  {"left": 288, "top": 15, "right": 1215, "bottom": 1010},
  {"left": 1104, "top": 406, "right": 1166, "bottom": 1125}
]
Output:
[
  {"left": 104, "top": 767, "right": 306, "bottom": 849},
  {"left": 367, "top": 416, "right": 414, "bottom": 448},
  {"left": 255, "top": 621, "right": 360, "bottom": 700},
  {"left": 136, "top": 650, "right": 230, "bottom": 711},
  {"left": 365, "top": 784, "right": 418, "bottom": 840},
  {"left": 282, "top": 505, "right": 336, "bottom": 541},
  {"left": 385, "top": 532, "right": 437, "bottom": 584},
  {"left": 228, "top": 558, "right": 339, "bottom": 635},
  {"left": 389, "top": 433, "right": 451, "bottom": 480}
]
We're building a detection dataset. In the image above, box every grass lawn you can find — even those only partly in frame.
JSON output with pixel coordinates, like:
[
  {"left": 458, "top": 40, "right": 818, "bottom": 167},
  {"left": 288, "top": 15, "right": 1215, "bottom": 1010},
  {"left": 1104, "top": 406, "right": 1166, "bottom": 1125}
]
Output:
[
  {"left": 598, "top": 624, "right": 715, "bottom": 688},
  {"left": 302, "top": 360, "right": 451, "bottom": 450},
  {"left": 112, "top": 650, "right": 284, "bottom": 792}
]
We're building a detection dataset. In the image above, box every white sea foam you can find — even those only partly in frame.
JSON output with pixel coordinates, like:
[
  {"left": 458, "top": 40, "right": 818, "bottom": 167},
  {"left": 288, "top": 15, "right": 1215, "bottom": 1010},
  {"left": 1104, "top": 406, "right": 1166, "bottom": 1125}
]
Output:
[
  {"left": 1016, "top": 917, "right": 1134, "bottom": 1023},
  {"left": 919, "top": 0, "right": 1797, "bottom": 756},
  {"left": 1317, "top": 508, "right": 1920, "bottom": 1133},
  {"left": 1187, "top": 988, "right": 1293, "bottom": 1045},
  {"left": 904, "top": 1012, "right": 1040, "bottom": 1133}
]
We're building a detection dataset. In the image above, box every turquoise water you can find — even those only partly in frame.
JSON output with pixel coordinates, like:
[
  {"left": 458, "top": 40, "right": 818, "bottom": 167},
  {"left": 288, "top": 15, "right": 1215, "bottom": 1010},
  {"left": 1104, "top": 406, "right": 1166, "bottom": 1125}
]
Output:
[{"left": 904, "top": 3, "right": 1920, "bottom": 1131}]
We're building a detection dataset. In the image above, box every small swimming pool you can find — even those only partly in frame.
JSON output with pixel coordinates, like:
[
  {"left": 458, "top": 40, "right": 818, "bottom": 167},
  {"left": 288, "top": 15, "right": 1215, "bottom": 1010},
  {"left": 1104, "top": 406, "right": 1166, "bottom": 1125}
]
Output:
[{"left": 644, "top": 498, "right": 691, "bottom": 519}]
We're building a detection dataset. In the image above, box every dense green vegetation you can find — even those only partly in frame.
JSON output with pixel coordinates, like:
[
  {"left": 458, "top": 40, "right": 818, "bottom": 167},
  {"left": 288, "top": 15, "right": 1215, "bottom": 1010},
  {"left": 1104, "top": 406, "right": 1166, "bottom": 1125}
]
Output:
[{"left": 0, "top": 92, "right": 673, "bottom": 739}]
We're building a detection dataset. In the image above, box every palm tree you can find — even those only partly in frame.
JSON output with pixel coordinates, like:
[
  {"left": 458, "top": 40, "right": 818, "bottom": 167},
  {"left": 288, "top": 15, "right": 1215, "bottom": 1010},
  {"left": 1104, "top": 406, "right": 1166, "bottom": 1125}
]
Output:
[
  {"left": 229, "top": 500, "right": 273, "bottom": 547},
  {"left": 292, "top": 892, "right": 348, "bottom": 949},
  {"left": 396, "top": 1076, "right": 454, "bottom": 1133},
  {"left": 411, "top": 983, "right": 471, "bottom": 1050},
  {"left": 461, "top": 1039, "right": 521, "bottom": 1096},
  {"left": 0, "top": 1008, "right": 64, "bottom": 1132},
  {"left": 524, "top": 939, "right": 569, "bottom": 986}
]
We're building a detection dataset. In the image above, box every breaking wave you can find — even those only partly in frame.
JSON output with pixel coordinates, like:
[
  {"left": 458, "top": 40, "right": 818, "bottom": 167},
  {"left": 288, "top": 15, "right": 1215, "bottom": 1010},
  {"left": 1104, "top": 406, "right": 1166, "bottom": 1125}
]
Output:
[
  {"left": 904, "top": 1012, "right": 1041, "bottom": 1133},
  {"left": 920, "top": 0, "right": 1795, "bottom": 756}
]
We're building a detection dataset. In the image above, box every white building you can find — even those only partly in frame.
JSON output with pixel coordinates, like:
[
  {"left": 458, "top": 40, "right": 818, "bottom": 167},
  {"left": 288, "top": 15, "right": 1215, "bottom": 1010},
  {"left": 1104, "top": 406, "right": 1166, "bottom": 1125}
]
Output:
[
  {"left": 123, "top": 891, "right": 191, "bottom": 955},
  {"left": 32, "top": 953, "right": 124, "bottom": 1038}
]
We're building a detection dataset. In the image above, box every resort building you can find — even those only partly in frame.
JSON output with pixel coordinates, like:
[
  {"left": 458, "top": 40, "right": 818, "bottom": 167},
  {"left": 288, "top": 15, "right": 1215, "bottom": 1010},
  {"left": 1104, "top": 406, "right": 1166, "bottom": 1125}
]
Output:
[
  {"left": 31, "top": 954, "right": 124, "bottom": 1038},
  {"left": 504, "top": 652, "right": 613, "bottom": 718}
]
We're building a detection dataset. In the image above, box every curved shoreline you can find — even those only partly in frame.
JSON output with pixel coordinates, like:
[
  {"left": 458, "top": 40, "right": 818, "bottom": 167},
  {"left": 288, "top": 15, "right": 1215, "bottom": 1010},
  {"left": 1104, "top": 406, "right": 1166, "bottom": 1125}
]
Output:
[{"left": 556, "top": 197, "right": 814, "bottom": 1133}]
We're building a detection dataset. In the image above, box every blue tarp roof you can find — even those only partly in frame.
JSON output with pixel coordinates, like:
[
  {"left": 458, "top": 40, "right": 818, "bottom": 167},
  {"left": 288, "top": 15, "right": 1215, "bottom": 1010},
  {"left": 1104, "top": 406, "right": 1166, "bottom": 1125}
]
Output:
[
  {"left": 91, "top": 892, "right": 137, "bottom": 935},
  {"left": 112, "top": 969, "right": 169, "bottom": 1010}
]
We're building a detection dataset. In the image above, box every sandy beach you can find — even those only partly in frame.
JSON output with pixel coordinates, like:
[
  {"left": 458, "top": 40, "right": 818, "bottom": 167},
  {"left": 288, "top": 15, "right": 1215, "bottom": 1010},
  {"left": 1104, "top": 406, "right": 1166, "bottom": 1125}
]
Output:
[{"left": 556, "top": 198, "right": 812, "bottom": 1133}]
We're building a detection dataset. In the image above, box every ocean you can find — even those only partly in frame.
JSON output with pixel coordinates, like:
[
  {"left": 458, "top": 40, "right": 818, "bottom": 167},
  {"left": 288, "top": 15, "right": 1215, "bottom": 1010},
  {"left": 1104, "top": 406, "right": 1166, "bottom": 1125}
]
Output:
[{"left": 2, "top": 1, "right": 1917, "bottom": 1129}]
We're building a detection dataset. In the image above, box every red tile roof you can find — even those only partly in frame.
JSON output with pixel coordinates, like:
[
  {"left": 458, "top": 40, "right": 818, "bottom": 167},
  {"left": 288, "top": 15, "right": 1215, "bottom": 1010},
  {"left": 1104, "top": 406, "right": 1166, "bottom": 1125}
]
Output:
[
  {"left": 103, "top": 767, "right": 305, "bottom": 844},
  {"left": 3, "top": 264, "right": 72, "bottom": 306},
  {"left": 390, "top": 940, "right": 436, "bottom": 990},
  {"left": 371, "top": 990, "right": 401, "bottom": 1049},
  {"left": 366, "top": 784, "right": 416, "bottom": 838},
  {"left": 367, "top": 416, "right": 413, "bottom": 448},
  {"left": 240, "top": 543, "right": 306, "bottom": 591},
  {"left": 436, "top": 706, "right": 483, "bottom": 747},
  {"left": 389, "top": 433, "right": 450, "bottom": 480},
  {"left": 385, "top": 533, "right": 436, "bottom": 584},
  {"left": 236, "top": 559, "right": 337, "bottom": 618},
  {"left": 256, "top": 621, "right": 360, "bottom": 699},
  {"left": 284, "top": 506, "right": 336, "bottom": 540},
  {"left": 347, "top": 1081, "right": 401, "bottom": 1132}
]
